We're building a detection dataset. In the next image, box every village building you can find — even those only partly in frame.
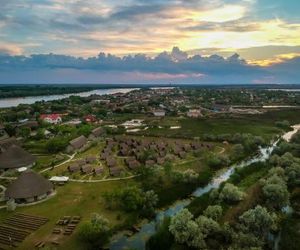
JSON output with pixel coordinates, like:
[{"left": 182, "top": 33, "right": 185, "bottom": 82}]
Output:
[
  {"left": 68, "top": 163, "right": 80, "bottom": 173},
  {"left": 88, "top": 127, "right": 104, "bottom": 140},
  {"left": 0, "top": 137, "right": 19, "bottom": 153},
  {"left": 66, "top": 135, "right": 87, "bottom": 153},
  {"left": 40, "top": 114, "right": 62, "bottom": 124},
  {"left": 0, "top": 124, "right": 9, "bottom": 140},
  {"left": 93, "top": 167, "right": 104, "bottom": 176},
  {"left": 0, "top": 145, "right": 36, "bottom": 171},
  {"left": 187, "top": 109, "right": 202, "bottom": 118},
  {"left": 81, "top": 164, "right": 93, "bottom": 174},
  {"left": 152, "top": 110, "right": 166, "bottom": 117},
  {"left": 5, "top": 170, "right": 54, "bottom": 204},
  {"left": 84, "top": 115, "right": 97, "bottom": 123}
]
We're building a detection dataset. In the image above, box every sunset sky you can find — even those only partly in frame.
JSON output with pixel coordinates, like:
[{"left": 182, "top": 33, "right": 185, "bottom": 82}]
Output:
[{"left": 0, "top": 0, "right": 299, "bottom": 84}]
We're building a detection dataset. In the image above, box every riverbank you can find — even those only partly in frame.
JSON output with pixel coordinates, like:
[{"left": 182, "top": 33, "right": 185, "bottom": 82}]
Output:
[
  {"left": 282, "top": 124, "right": 300, "bottom": 142},
  {"left": 109, "top": 137, "right": 280, "bottom": 250},
  {"left": 0, "top": 88, "right": 138, "bottom": 108}
]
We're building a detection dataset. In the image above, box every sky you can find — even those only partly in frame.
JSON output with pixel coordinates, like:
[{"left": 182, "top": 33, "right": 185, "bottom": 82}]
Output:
[{"left": 0, "top": 0, "right": 300, "bottom": 84}]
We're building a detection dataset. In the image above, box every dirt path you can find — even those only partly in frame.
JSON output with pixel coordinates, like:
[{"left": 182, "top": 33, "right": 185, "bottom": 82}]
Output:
[
  {"left": 69, "top": 174, "right": 139, "bottom": 183},
  {"left": 39, "top": 153, "right": 76, "bottom": 173}
]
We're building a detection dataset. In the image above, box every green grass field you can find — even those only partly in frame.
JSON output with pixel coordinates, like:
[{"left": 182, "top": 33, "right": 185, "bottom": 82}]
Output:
[{"left": 134, "top": 109, "right": 300, "bottom": 140}]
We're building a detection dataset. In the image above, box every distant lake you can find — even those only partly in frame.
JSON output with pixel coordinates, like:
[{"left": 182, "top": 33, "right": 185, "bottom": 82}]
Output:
[{"left": 0, "top": 88, "right": 138, "bottom": 108}]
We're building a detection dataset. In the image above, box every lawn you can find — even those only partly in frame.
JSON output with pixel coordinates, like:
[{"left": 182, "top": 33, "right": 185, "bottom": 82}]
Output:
[
  {"left": 0, "top": 180, "right": 134, "bottom": 250},
  {"left": 135, "top": 109, "right": 300, "bottom": 141}
]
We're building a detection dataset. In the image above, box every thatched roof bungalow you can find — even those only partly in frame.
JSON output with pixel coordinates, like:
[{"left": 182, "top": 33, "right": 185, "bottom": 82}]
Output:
[
  {"left": 5, "top": 170, "right": 54, "bottom": 204},
  {"left": 0, "top": 145, "right": 36, "bottom": 171},
  {"left": 66, "top": 135, "right": 87, "bottom": 153}
]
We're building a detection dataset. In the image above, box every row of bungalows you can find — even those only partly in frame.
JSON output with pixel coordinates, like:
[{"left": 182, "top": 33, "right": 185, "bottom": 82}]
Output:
[
  {"left": 68, "top": 163, "right": 104, "bottom": 176},
  {"left": 66, "top": 127, "right": 104, "bottom": 153},
  {"left": 105, "top": 158, "right": 123, "bottom": 176},
  {"left": 124, "top": 157, "right": 141, "bottom": 171}
]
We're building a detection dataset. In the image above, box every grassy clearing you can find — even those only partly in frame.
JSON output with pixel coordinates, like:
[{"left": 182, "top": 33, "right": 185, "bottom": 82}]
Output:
[
  {"left": 0, "top": 180, "right": 134, "bottom": 250},
  {"left": 136, "top": 109, "right": 300, "bottom": 140}
]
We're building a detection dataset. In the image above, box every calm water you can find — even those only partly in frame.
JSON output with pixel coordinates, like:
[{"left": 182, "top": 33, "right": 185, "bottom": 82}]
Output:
[
  {"left": 0, "top": 88, "right": 138, "bottom": 108},
  {"left": 110, "top": 139, "right": 280, "bottom": 250}
]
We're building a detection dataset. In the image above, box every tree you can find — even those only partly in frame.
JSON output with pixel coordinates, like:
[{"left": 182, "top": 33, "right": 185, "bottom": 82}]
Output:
[
  {"left": 119, "top": 186, "right": 144, "bottom": 212},
  {"left": 142, "top": 190, "right": 159, "bottom": 216},
  {"left": 203, "top": 205, "right": 223, "bottom": 221},
  {"left": 182, "top": 169, "right": 199, "bottom": 183},
  {"left": 231, "top": 144, "right": 244, "bottom": 159},
  {"left": 46, "top": 137, "right": 68, "bottom": 153},
  {"left": 280, "top": 152, "right": 294, "bottom": 168},
  {"left": 239, "top": 205, "right": 276, "bottom": 238},
  {"left": 229, "top": 231, "right": 263, "bottom": 250},
  {"left": 207, "top": 154, "right": 230, "bottom": 169},
  {"left": 169, "top": 209, "right": 198, "bottom": 244},
  {"left": 285, "top": 163, "right": 300, "bottom": 185},
  {"left": 262, "top": 174, "right": 290, "bottom": 210},
  {"left": 78, "top": 213, "right": 110, "bottom": 249},
  {"left": 17, "top": 127, "right": 30, "bottom": 138},
  {"left": 262, "top": 182, "right": 290, "bottom": 210},
  {"left": 195, "top": 215, "right": 220, "bottom": 237},
  {"left": 219, "top": 183, "right": 245, "bottom": 203}
]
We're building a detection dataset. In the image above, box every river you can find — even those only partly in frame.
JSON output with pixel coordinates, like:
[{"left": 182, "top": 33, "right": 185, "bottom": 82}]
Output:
[
  {"left": 109, "top": 134, "right": 287, "bottom": 250},
  {"left": 0, "top": 88, "right": 138, "bottom": 108}
]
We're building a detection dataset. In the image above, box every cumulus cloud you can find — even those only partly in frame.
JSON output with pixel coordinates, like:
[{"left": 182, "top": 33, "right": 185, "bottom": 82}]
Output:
[{"left": 0, "top": 47, "right": 299, "bottom": 84}]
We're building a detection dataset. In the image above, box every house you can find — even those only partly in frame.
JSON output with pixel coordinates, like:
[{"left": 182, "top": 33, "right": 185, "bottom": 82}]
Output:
[
  {"left": 153, "top": 110, "right": 166, "bottom": 117},
  {"left": 0, "top": 137, "right": 19, "bottom": 153},
  {"left": 88, "top": 127, "right": 104, "bottom": 140},
  {"left": 86, "top": 156, "right": 97, "bottom": 164},
  {"left": 187, "top": 109, "right": 202, "bottom": 118},
  {"left": 0, "top": 124, "right": 9, "bottom": 140},
  {"left": 109, "top": 167, "right": 122, "bottom": 176},
  {"left": 68, "top": 163, "right": 80, "bottom": 173},
  {"left": 5, "top": 170, "right": 54, "bottom": 204},
  {"left": 0, "top": 145, "right": 36, "bottom": 171},
  {"left": 93, "top": 167, "right": 104, "bottom": 176},
  {"left": 40, "top": 114, "right": 62, "bottom": 124},
  {"left": 81, "top": 164, "right": 93, "bottom": 174},
  {"left": 84, "top": 115, "right": 97, "bottom": 123},
  {"left": 66, "top": 135, "right": 87, "bottom": 153},
  {"left": 106, "top": 158, "right": 117, "bottom": 168},
  {"left": 145, "top": 160, "right": 155, "bottom": 167},
  {"left": 17, "top": 120, "right": 39, "bottom": 130}
]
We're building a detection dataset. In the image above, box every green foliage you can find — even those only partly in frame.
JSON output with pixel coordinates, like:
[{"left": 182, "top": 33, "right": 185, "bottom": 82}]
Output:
[
  {"left": 275, "top": 120, "right": 290, "bottom": 129},
  {"left": 102, "top": 186, "right": 158, "bottom": 216},
  {"left": 17, "top": 127, "right": 31, "bottom": 138},
  {"left": 146, "top": 217, "right": 173, "bottom": 250},
  {"left": 46, "top": 137, "right": 69, "bottom": 153},
  {"left": 262, "top": 174, "right": 290, "bottom": 210},
  {"left": 203, "top": 205, "right": 223, "bottom": 221},
  {"left": 169, "top": 209, "right": 197, "bottom": 244},
  {"left": 207, "top": 154, "right": 230, "bottom": 169},
  {"left": 78, "top": 213, "right": 110, "bottom": 249},
  {"left": 239, "top": 205, "right": 277, "bottom": 237},
  {"left": 219, "top": 183, "right": 245, "bottom": 203}
]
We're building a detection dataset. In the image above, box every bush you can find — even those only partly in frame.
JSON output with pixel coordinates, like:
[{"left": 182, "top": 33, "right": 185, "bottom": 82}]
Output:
[
  {"left": 219, "top": 183, "right": 245, "bottom": 203},
  {"left": 78, "top": 213, "right": 110, "bottom": 249}
]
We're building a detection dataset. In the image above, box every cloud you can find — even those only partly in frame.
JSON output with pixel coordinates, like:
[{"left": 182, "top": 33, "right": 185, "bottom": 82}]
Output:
[{"left": 0, "top": 46, "right": 299, "bottom": 84}]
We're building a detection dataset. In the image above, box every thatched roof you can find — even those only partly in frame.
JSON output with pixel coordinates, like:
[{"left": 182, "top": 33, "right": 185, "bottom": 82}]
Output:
[
  {"left": 81, "top": 164, "right": 93, "bottom": 174},
  {"left": 69, "top": 135, "right": 87, "bottom": 149},
  {"left": 68, "top": 164, "right": 80, "bottom": 172},
  {"left": 91, "top": 127, "right": 103, "bottom": 137},
  {"left": 5, "top": 170, "right": 53, "bottom": 199},
  {"left": 0, "top": 145, "right": 36, "bottom": 170},
  {"left": 0, "top": 137, "right": 19, "bottom": 152}
]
